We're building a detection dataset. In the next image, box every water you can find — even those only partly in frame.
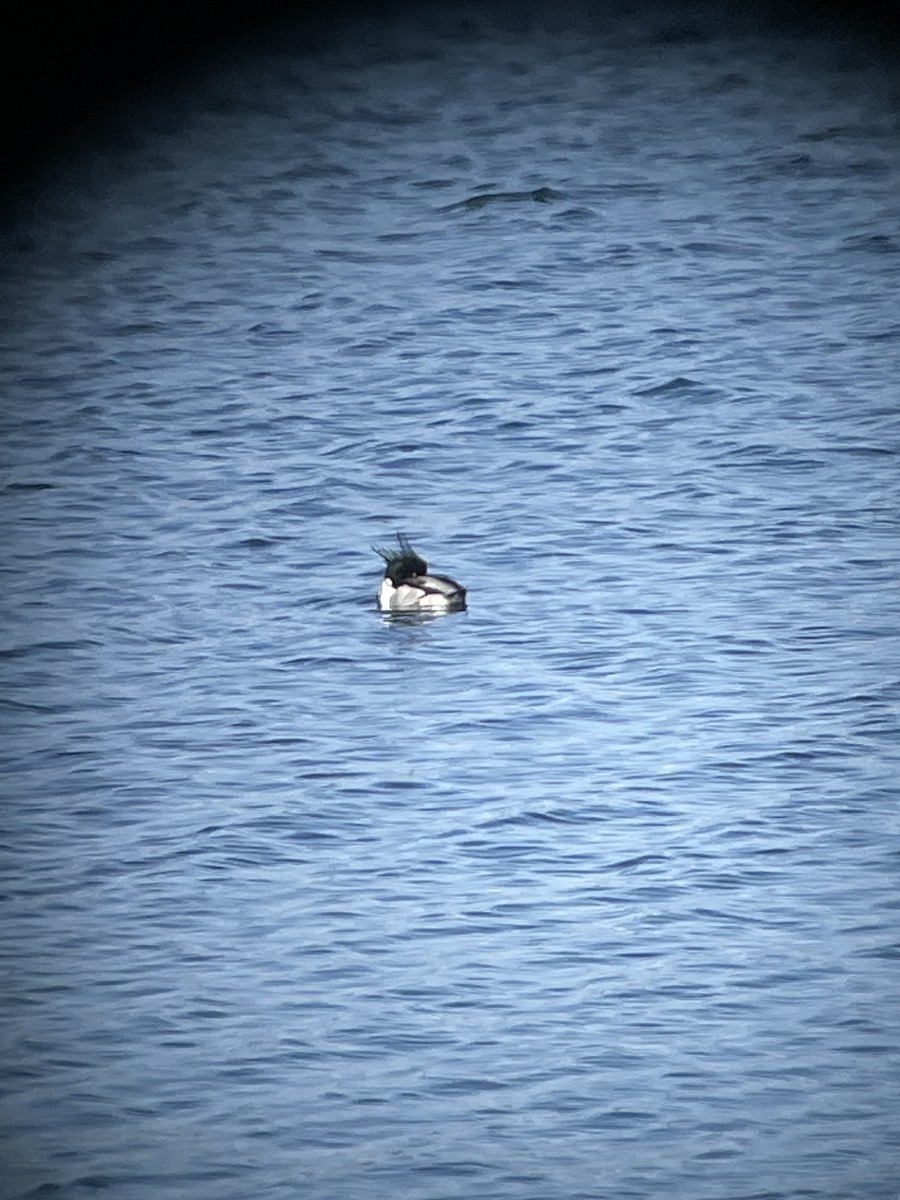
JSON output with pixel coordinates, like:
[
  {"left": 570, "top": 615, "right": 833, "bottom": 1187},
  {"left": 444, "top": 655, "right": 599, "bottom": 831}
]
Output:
[{"left": 2, "top": 4, "right": 900, "bottom": 1198}]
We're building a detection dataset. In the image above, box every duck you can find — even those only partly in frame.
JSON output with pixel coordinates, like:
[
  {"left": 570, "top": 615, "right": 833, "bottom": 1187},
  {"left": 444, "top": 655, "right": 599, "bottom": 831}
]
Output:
[{"left": 374, "top": 533, "right": 467, "bottom": 613}]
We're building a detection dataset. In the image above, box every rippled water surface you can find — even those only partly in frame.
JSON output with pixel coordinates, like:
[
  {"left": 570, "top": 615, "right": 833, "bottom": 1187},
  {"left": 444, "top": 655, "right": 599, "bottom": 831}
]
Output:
[{"left": 2, "top": 5, "right": 900, "bottom": 1198}]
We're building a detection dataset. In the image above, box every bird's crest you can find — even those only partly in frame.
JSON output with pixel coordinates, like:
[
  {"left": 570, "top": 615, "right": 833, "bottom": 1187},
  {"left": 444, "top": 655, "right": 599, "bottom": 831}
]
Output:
[{"left": 373, "top": 532, "right": 428, "bottom": 582}]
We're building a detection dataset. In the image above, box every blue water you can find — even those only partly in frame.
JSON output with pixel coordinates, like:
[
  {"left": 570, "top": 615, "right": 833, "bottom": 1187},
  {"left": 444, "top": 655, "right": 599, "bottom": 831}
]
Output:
[{"left": 2, "top": 5, "right": 900, "bottom": 1198}]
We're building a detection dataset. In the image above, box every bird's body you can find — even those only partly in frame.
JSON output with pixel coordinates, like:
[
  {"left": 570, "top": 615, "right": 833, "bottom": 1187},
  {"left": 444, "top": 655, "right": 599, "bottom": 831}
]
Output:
[
  {"left": 439, "top": 186, "right": 562, "bottom": 212},
  {"left": 374, "top": 534, "right": 466, "bottom": 613}
]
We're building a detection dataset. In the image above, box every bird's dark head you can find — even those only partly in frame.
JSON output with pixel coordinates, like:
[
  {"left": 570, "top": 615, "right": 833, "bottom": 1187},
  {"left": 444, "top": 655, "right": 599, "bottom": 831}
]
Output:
[{"left": 373, "top": 532, "right": 428, "bottom": 585}]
